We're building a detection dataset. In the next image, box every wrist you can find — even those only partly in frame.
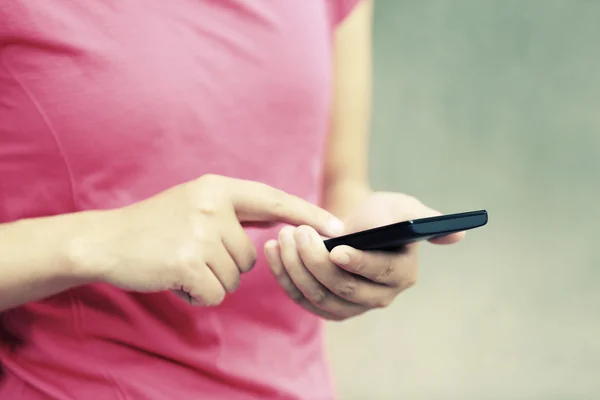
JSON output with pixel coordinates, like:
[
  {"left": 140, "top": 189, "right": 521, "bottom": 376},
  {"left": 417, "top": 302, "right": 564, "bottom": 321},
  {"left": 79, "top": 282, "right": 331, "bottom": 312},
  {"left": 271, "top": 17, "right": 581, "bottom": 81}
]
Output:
[
  {"left": 62, "top": 209, "right": 119, "bottom": 284},
  {"left": 322, "top": 179, "right": 372, "bottom": 218}
]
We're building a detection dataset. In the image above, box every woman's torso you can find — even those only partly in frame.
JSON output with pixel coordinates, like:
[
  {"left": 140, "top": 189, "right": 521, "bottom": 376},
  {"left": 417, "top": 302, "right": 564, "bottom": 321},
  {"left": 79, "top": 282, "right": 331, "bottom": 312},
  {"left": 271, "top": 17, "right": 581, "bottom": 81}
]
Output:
[{"left": 0, "top": 1, "right": 356, "bottom": 398}]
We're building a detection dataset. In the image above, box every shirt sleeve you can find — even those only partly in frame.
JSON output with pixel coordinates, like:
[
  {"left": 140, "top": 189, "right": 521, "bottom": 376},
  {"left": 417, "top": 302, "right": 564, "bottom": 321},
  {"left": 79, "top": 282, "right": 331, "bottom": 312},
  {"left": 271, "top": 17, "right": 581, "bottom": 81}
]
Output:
[{"left": 328, "top": 0, "right": 363, "bottom": 27}]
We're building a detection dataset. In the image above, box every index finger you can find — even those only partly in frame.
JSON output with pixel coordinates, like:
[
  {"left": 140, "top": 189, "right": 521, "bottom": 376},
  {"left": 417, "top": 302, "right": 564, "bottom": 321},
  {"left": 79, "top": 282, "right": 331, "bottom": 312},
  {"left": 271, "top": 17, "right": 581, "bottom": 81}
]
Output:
[
  {"left": 428, "top": 231, "right": 466, "bottom": 245},
  {"left": 229, "top": 180, "right": 344, "bottom": 238},
  {"left": 416, "top": 206, "right": 466, "bottom": 245}
]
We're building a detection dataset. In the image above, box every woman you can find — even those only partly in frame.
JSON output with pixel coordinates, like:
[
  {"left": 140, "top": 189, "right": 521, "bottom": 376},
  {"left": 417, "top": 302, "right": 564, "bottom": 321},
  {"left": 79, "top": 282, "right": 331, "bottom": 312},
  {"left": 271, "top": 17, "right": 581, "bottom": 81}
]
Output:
[{"left": 0, "top": 1, "right": 464, "bottom": 399}]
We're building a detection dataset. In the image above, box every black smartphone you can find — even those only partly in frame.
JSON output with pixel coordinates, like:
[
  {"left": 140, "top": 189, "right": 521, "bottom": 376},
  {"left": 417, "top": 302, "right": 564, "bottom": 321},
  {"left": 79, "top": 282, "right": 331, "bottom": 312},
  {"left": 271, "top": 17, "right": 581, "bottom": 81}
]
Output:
[{"left": 323, "top": 210, "right": 488, "bottom": 252}]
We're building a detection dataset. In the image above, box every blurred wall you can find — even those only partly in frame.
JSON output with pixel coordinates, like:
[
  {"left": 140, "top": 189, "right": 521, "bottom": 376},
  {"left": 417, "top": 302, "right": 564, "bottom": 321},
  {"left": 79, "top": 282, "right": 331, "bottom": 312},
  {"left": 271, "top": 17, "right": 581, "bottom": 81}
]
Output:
[{"left": 326, "top": 1, "right": 600, "bottom": 399}]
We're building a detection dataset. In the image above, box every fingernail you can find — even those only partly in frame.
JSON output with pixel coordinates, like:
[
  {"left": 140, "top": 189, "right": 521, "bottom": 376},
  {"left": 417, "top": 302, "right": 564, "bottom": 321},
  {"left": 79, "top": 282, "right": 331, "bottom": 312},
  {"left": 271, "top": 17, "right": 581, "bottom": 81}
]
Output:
[
  {"left": 295, "top": 229, "right": 310, "bottom": 247},
  {"left": 265, "top": 239, "right": 278, "bottom": 252},
  {"left": 281, "top": 227, "right": 294, "bottom": 244},
  {"left": 332, "top": 249, "right": 350, "bottom": 266},
  {"left": 328, "top": 219, "right": 345, "bottom": 237}
]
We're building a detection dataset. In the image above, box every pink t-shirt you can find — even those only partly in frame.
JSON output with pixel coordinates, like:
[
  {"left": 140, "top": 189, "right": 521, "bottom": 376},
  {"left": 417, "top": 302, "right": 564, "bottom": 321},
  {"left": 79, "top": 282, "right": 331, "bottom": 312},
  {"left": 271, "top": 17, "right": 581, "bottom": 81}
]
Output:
[{"left": 0, "top": 1, "right": 361, "bottom": 399}]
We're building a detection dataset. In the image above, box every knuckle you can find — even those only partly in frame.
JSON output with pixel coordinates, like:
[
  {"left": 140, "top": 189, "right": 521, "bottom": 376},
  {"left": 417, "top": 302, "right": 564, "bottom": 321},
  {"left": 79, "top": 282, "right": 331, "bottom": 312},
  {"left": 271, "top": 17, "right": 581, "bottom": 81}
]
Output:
[
  {"left": 241, "top": 246, "right": 258, "bottom": 272},
  {"left": 190, "top": 174, "right": 220, "bottom": 197},
  {"left": 197, "top": 173, "right": 221, "bottom": 186},
  {"left": 307, "top": 288, "right": 328, "bottom": 305},
  {"left": 174, "top": 245, "right": 201, "bottom": 269},
  {"left": 192, "top": 227, "right": 220, "bottom": 251},
  {"left": 281, "top": 280, "right": 304, "bottom": 303},
  {"left": 190, "top": 218, "right": 208, "bottom": 239},
  {"left": 271, "top": 198, "right": 290, "bottom": 219},
  {"left": 288, "top": 289, "right": 305, "bottom": 304},
  {"left": 223, "top": 273, "right": 241, "bottom": 293},
  {"left": 401, "top": 271, "right": 418, "bottom": 289},
  {"left": 202, "top": 285, "right": 227, "bottom": 306},
  {"left": 204, "top": 291, "right": 226, "bottom": 307},
  {"left": 229, "top": 234, "right": 257, "bottom": 273},
  {"left": 194, "top": 200, "right": 219, "bottom": 217},
  {"left": 174, "top": 273, "right": 192, "bottom": 293},
  {"left": 375, "top": 296, "right": 394, "bottom": 309},
  {"left": 334, "top": 278, "right": 359, "bottom": 298},
  {"left": 271, "top": 264, "right": 286, "bottom": 279},
  {"left": 278, "top": 225, "right": 294, "bottom": 241},
  {"left": 240, "top": 257, "right": 257, "bottom": 273},
  {"left": 348, "top": 252, "right": 366, "bottom": 274},
  {"left": 195, "top": 236, "right": 214, "bottom": 253},
  {"left": 375, "top": 262, "right": 395, "bottom": 282},
  {"left": 338, "top": 307, "right": 362, "bottom": 320},
  {"left": 295, "top": 225, "right": 312, "bottom": 235}
]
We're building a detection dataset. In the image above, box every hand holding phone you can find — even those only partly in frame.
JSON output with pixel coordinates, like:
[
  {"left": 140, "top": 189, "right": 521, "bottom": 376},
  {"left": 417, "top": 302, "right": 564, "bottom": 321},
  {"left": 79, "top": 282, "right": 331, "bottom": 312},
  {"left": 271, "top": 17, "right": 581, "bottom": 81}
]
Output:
[{"left": 323, "top": 210, "right": 488, "bottom": 252}]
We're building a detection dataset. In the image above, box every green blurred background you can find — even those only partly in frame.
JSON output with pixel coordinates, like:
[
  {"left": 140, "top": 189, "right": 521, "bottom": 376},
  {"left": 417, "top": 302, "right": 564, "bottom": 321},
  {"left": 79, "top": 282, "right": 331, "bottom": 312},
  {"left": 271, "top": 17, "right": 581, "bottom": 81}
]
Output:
[{"left": 325, "top": 1, "right": 600, "bottom": 399}]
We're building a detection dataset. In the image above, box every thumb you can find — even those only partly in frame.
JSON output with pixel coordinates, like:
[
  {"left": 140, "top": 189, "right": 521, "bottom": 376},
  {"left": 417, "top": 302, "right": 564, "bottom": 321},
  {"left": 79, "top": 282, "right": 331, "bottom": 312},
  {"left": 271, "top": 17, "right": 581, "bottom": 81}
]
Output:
[{"left": 230, "top": 180, "right": 345, "bottom": 237}]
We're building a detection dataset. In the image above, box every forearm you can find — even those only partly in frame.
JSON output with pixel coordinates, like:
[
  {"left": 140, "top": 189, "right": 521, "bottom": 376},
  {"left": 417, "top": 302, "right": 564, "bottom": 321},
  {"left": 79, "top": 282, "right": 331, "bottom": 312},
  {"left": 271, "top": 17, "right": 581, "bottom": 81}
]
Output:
[
  {"left": 323, "top": 179, "right": 372, "bottom": 218},
  {"left": 323, "top": 0, "right": 374, "bottom": 219},
  {"left": 0, "top": 212, "right": 100, "bottom": 312}
]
